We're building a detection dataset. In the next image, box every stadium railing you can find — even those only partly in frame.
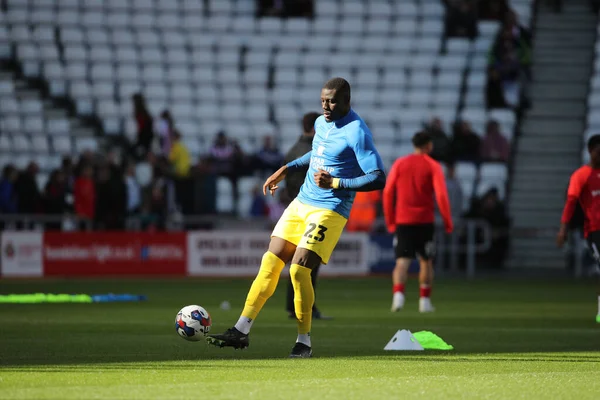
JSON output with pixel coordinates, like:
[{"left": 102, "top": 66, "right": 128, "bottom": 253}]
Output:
[{"left": 434, "top": 219, "right": 492, "bottom": 279}]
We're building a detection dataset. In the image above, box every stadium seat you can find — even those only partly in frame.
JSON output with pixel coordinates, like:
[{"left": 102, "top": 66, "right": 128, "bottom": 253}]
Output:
[
  {"left": 0, "top": 136, "right": 12, "bottom": 152},
  {"left": 456, "top": 162, "right": 478, "bottom": 181},
  {"left": 480, "top": 163, "right": 508, "bottom": 181}
]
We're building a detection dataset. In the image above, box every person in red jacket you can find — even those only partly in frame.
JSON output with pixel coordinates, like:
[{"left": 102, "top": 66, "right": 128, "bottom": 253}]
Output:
[
  {"left": 73, "top": 164, "right": 95, "bottom": 229},
  {"left": 557, "top": 134, "right": 600, "bottom": 323},
  {"left": 383, "top": 132, "right": 453, "bottom": 313}
]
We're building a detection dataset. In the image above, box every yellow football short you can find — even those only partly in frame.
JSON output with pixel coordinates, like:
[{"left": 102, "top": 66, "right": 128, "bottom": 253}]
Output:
[{"left": 271, "top": 199, "right": 347, "bottom": 264}]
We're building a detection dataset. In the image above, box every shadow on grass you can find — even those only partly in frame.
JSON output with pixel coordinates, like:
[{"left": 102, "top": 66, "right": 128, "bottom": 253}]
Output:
[{"left": 2, "top": 350, "right": 600, "bottom": 369}]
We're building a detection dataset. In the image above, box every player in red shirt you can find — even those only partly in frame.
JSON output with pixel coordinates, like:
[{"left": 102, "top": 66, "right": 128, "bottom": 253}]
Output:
[
  {"left": 557, "top": 134, "right": 600, "bottom": 323},
  {"left": 383, "top": 132, "right": 453, "bottom": 312}
]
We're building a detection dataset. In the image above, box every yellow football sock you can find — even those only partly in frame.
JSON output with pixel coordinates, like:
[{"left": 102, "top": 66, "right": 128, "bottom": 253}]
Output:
[
  {"left": 241, "top": 251, "right": 285, "bottom": 320},
  {"left": 290, "top": 264, "right": 315, "bottom": 335}
]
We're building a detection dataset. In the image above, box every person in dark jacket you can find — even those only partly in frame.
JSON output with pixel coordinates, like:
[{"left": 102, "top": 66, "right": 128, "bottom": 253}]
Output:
[
  {"left": 0, "top": 164, "right": 18, "bottom": 214},
  {"left": 132, "top": 93, "right": 154, "bottom": 161},
  {"left": 15, "top": 162, "right": 42, "bottom": 217},
  {"left": 43, "top": 169, "right": 68, "bottom": 230},
  {"left": 95, "top": 163, "right": 127, "bottom": 230},
  {"left": 283, "top": 112, "right": 332, "bottom": 320},
  {"left": 451, "top": 120, "right": 481, "bottom": 162}
]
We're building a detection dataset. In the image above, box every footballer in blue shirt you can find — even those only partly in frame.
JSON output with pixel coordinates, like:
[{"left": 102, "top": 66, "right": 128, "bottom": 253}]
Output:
[{"left": 207, "top": 78, "right": 386, "bottom": 358}]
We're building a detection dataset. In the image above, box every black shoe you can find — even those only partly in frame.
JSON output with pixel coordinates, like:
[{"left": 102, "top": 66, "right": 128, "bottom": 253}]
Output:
[
  {"left": 206, "top": 327, "right": 249, "bottom": 349},
  {"left": 289, "top": 342, "right": 312, "bottom": 358}
]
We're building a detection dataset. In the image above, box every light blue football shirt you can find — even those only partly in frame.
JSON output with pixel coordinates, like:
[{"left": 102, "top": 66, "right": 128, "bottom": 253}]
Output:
[{"left": 295, "top": 109, "right": 385, "bottom": 218}]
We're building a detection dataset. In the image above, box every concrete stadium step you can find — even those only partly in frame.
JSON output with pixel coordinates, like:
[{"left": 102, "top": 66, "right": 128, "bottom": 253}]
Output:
[
  {"left": 521, "top": 119, "right": 585, "bottom": 136},
  {"left": 529, "top": 83, "right": 589, "bottom": 101},
  {"left": 532, "top": 56, "right": 592, "bottom": 68},
  {"left": 513, "top": 155, "right": 581, "bottom": 166},
  {"left": 535, "top": 35, "right": 596, "bottom": 48},
  {"left": 517, "top": 137, "right": 582, "bottom": 151},
  {"left": 512, "top": 154, "right": 581, "bottom": 164},
  {"left": 515, "top": 147, "right": 583, "bottom": 156},
  {"left": 511, "top": 156, "right": 581, "bottom": 167},
  {"left": 532, "top": 68, "right": 592, "bottom": 83},
  {"left": 510, "top": 192, "right": 566, "bottom": 205},
  {"left": 527, "top": 104, "right": 586, "bottom": 119},
  {"left": 511, "top": 181, "right": 569, "bottom": 193},
  {"left": 513, "top": 163, "right": 578, "bottom": 174},
  {"left": 511, "top": 201, "right": 564, "bottom": 212},
  {"left": 512, "top": 216, "right": 563, "bottom": 229}
]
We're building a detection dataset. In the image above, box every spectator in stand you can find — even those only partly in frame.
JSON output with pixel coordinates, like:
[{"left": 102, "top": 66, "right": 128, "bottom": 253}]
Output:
[
  {"left": 478, "top": 0, "right": 509, "bottom": 20},
  {"left": 139, "top": 198, "right": 160, "bottom": 232},
  {"left": 61, "top": 156, "right": 75, "bottom": 194},
  {"left": 209, "top": 131, "right": 240, "bottom": 213},
  {"left": 443, "top": 0, "right": 479, "bottom": 40},
  {"left": 169, "top": 130, "right": 191, "bottom": 179},
  {"left": 195, "top": 157, "right": 217, "bottom": 216},
  {"left": 74, "top": 163, "right": 95, "bottom": 229},
  {"left": 465, "top": 187, "right": 510, "bottom": 268},
  {"left": 255, "top": 136, "right": 284, "bottom": 176},
  {"left": 488, "top": 32, "right": 522, "bottom": 107},
  {"left": 267, "top": 189, "right": 289, "bottom": 227},
  {"left": 15, "top": 162, "right": 42, "bottom": 218},
  {"left": 445, "top": 163, "right": 464, "bottom": 221},
  {"left": 149, "top": 181, "right": 167, "bottom": 230},
  {"left": 284, "top": 112, "right": 321, "bottom": 198},
  {"left": 43, "top": 169, "right": 68, "bottom": 230},
  {"left": 425, "top": 117, "right": 451, "bottom": 162},
  {"left": 209, "top": 131, "right": 235, "bottom": 176},
  {"left": 156, "top": 109, "right": 174, "bottom": 157},
  {"left": 125, "top": 163, "right": 141, "bottom": 216},
  {"left": 95, "top": 163, "right": 127, "bottom": 230},
  {"left": 132, "top": 93, "right": 154, "bottom": 161},
  {"left": 480, "top": 120, "right": 510, "bottom": 162},
  {"left": 257, "top": 0, "right": 314, "bottom": 17},
  {"left": 249, "top": 185, "right": 269, "bottom": 218},
  {"left": 451, "top": 121, "right": 481, "bottom": 162},
  {"left": 487, "top": 13, "right": 532, "bottom": 109},
  {"left": 0, "top": 164, "right": 18, "bottom": 215},
  {"left": 75, "top": 150, "right": 95, "bottom": 176},
  {"left": 502, "top": 10, "right": 532, "bottom": 75},
  {"left": 169, "top": 130, "right": 192, "bottom": 214}
]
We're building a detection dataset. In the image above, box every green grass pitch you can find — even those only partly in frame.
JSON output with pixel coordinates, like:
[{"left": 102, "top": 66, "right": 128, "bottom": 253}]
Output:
[{"left": 1, "top": 277, "right": 599, "bottom": 399}]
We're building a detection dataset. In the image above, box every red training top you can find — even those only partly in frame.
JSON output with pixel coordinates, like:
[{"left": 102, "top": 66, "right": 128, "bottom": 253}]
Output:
[
  {"left": 383, "top": 154, "right": 453, "bottom": 233},
  {"left": 74, "top": 177, "right": 96, "bottom": 219},
  {"left": 560, "top": 165, "right": 600, "bottom": 237}
]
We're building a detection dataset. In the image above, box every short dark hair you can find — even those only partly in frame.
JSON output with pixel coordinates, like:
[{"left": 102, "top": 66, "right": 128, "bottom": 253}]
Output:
[
  {"left": 323, "top": 77, "right": 351, "bottom": 100},
  {"left": 588, "top": 134, "right": 600, "bottom": 151},
  {"left": 302, "top": 112, "right": 320, "bottom": 133},
  {"left": 412, "top": 131, "right": 432, "bottom": 148}
]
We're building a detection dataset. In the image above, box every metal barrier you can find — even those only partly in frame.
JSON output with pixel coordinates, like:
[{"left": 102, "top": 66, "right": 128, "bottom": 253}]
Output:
[
  {"left": 435, "top": 219, "right": 493, "bottom": 279},
  {"left": 0, "top": 214, "right": 94, "bottom": 231}
]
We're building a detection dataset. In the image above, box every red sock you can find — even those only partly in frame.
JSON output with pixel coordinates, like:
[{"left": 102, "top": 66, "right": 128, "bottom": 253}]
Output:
[
  {"left": 420, "top": 285, "right": 431, "bottom": 298},
  {"left": 393, "top": 283, "right": 405, "bottom": 294}
]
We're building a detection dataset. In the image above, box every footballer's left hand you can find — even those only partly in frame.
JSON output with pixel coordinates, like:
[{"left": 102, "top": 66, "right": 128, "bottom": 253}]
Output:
[{"left": 314, "top": 169, "right": 333, "bottom": 189}]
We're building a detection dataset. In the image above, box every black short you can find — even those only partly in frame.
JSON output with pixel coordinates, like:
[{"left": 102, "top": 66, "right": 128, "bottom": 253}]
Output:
[
  {"left": 394, "top": 223, "right": 435, "bottom": 260},
  {"left": 587, "top": 231, "right": 600, "bottom": 265}
]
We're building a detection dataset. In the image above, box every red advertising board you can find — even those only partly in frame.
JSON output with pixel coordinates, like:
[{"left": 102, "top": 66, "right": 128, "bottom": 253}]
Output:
[{"left": 43, "top": 232, "right": 187, "bottom": 276}]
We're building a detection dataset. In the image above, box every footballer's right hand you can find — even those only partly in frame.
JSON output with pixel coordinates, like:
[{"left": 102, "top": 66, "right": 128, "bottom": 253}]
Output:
[
  {"left": 263, "top": 166, "right": 287, "bottom": 196},
  {"left": 556, "top": 226, "right": 567, "bottom": 248}
]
